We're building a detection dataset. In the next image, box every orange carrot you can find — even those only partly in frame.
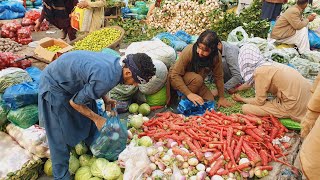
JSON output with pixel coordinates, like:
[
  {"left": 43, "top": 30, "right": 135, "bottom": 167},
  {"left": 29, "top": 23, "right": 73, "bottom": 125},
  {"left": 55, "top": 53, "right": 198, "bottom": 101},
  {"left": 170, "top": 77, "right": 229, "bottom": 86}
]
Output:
[
  {"left": 208, "top": 158, "right": 224, "bottom": 176},
  {"left": 234, "top": 136, "right": 243, "bottom": 160},
  {"left": 243, "top": 141, "right": 261, "bottom": 163},
  {"left": 259, "top": 149, "right": 268, "bottom": 166}
]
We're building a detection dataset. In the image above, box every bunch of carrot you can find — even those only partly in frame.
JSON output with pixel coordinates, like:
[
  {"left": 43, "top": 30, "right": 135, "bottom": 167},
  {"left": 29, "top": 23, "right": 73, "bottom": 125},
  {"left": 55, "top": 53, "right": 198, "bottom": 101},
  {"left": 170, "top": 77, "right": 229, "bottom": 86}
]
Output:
[{"left": 138, "top": 110, "right": 297, "bottom": 176}]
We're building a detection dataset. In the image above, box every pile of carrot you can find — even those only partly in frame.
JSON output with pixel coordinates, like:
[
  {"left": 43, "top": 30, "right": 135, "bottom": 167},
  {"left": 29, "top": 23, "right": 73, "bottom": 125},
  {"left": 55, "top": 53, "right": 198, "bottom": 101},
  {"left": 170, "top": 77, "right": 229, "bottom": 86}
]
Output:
[{"left": 138, "top": 110, "right": 297, "bottom": 176}]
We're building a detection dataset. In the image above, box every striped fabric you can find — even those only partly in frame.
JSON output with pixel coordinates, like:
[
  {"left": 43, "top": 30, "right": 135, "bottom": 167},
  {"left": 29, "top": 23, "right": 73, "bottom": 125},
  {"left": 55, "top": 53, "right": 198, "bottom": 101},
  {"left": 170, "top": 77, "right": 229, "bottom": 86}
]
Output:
[{"left": 238, "top": 44, "right": 272, "bottom": 85}]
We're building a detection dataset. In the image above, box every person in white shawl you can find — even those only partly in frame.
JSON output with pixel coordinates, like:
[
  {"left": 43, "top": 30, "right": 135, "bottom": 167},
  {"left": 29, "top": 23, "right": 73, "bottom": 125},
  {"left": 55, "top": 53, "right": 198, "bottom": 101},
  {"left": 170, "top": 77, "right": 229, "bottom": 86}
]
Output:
[{"left": 232, "top": 44, "right": 311, "bottom": 122}]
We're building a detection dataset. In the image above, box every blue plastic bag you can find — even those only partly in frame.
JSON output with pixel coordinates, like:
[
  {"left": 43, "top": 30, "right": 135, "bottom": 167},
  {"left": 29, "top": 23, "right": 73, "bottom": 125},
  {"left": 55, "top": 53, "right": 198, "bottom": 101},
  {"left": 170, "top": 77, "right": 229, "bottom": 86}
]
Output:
[
  {"left": 175, "top": 30, "right": 192, "bottom": 44},
  {"left": 90, "top": 112, "right": 128, "bottom": 161},
  {"left": 155, "top": 32, "right": 188, "bottom": 51},
  {"left": 308, "top": 30, "right": 320, "bottom": 49},
  {"left": 3, "top": 82, "right": 38, "bottom": 110},
  {"left": 178, "top": 98, "right": 216, "bottom": 116},
  {"left": 26, "top": 67, "right": 42, "bottom": 83},
  {"left": 0, "top": 1, "right": 26, "bottom": 19}
]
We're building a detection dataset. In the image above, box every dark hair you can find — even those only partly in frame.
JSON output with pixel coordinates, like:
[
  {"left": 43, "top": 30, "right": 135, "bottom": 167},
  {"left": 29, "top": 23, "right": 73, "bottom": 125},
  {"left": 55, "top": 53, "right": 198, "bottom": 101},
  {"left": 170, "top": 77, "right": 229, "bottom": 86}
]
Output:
[
  {"left": 131, "top": 53, "right": 156, "bottom": 81},
  {"left": 191, "top": 30, "right": 220, "bottom": 72},
  {"left": 297, "top": 0, "right": 308, "bottom": 5}
]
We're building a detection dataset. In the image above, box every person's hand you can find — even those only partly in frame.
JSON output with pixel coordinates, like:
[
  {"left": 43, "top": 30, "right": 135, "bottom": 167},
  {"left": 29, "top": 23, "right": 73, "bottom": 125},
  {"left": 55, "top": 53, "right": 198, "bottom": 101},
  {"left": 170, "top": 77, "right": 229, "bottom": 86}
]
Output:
[
  {"left": 211, "top": 89, "right": 218, "bottom": 96},
  {"left": 77, "top": 1, "right": 89, "bottom": 8},
  {"left": 104, "top": 98, "right": 117, "bottom": 112},
  {"left": 232, "top": 94, "right": 244, "bottom": 102},
  {"left": 187, "top": 93, "right": 204, "bottom": 106},
  {"left": 34, "top": 19, "right": 41, "bottom": 32},
  {"left": 307, "top": 14, "right": 316, "bottom": 22},
  {"left": 217, "top": 97, "right": 233, "bottom": 108},
  {"left": 228, "top": 88, "right": 238, "bottom": 94},
  {"left": 95, "top": 116, "right": 106, "bottom": 130}
]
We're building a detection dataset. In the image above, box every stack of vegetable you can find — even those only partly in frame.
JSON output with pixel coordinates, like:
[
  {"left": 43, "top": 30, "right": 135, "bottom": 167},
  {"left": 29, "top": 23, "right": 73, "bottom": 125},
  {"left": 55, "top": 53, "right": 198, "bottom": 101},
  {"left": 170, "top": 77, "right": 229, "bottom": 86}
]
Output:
[
  {"left": 46, "top": 45, "right": 63, "bottom": 52},
  {"left": 210, "top": 0, "right": 270, "bottom": 40},
  {"left": 0, "top": 38, "right": 23, "bottom": 52},
  {"left": 137, "top": 111, "right": 296, "bottom": 179},
  {"left": 74, "top": 27, "right": 122, "bottom": 51},
  {"left": 44, "top": 142, "right": 123, "bottom": 180},
  {"left": 149, "top": 0, "right": 220, "bottom": 35}
]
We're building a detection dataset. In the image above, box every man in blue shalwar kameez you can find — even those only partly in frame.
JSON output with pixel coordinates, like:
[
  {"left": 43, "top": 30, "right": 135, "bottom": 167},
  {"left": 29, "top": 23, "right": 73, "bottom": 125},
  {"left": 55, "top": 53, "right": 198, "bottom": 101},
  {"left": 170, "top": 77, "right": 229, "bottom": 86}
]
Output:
[{"left": 38, "top": 51, "right": 156, "bottom": 180}]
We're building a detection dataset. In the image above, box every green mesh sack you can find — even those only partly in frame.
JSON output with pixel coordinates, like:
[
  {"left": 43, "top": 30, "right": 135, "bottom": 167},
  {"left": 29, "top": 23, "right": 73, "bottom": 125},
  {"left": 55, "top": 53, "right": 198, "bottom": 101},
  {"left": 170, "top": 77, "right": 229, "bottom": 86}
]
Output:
[
  {"left": 0, "top": 68, "right": 32, "bottom": 93},
  {"left": 0, "top": 94, "right": 9, "bottom": 127},
  {"left": 7, "top": 105, "right": 38, "bottom": 129},
  {"left": 145, "top": 86, "right": 167, "bottom": 106}
]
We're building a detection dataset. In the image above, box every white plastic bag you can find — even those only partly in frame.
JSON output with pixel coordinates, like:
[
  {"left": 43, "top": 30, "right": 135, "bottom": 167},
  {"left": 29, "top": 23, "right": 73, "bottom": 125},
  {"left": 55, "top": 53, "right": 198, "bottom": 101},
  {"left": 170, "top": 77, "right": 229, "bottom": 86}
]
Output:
[
  {"left": 227, "top": 26, "right": 249, "bottom": 47},
  {"left": 246, "top": 37, "right": 275, "bottom": 53},
  {"left": 264, "top": 49, "right": 290, "bottom": 64},
  {"left": 6, "top": 123, "right": 50, "bottom": 158},
  {"left": 138, "top": 60, "right": 168, "bottom": 95},
  {"left": 125, "top": 39, "right": 177, "bottom": 68},
  {"left": 0, "top": 132, "right": 33, "bottom": 179},
  {"left": 118, "top": 142, "right": 151, "bottom": 180},
  {"left": 301, "top": 51, "right": 320, "bottom": 63}
]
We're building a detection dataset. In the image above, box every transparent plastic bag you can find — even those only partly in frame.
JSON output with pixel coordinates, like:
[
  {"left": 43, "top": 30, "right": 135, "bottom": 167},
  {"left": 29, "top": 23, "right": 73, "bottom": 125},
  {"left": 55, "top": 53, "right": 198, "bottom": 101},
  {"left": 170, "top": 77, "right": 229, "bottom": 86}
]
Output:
[
  {"left": 7, "top": 104, "right": 38, "bottom": 129},
  {"left": 118, "top": 142, "right": 150, "bottom": 180},
  {"left": 264, "top": 49, "right": 290, "bottom": 64},
  {"left": 90, "top": 112, "right": 128, "bottom": 161},
  {"left": 227, "top": 26, "right": 249, "bottom": 46}
]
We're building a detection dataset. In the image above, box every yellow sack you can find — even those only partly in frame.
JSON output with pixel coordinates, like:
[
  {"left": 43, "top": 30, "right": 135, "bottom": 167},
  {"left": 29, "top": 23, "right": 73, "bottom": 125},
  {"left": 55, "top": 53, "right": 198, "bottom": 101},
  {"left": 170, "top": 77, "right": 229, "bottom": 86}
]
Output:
[
  {"left": 70, "top": 7, "right": 93, "bottom": 32},
  {"left": 276, "top": 44, "right": 295, "bottom": 49}
]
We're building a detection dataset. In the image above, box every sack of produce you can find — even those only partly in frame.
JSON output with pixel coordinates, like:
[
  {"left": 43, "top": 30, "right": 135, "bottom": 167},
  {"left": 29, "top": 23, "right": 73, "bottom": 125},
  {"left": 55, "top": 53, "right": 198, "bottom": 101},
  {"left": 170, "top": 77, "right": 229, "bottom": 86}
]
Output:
[
  {"left": 308, "top": 29, "right": 320, "bottom": 49},
  {"left": 154, "top": 32, "right": 188, "bottom": 51},
  {"left": 21, "top": 17, "right": 35, "bottom": 26},
  {"left": 90, "top": 113, "right": 128, "bottom": 161},
  {"left": 0, "top": 52, "right": 32, "bottom": 70},
  {"left": 289, "top": 57, "right": 320, "bottom": 78},
  {"left": 7, "top": 104, "right": 38, "bottom": 129},
  {"left": 6, "top": 123, "right": 50, "bottom": 158},
  {"left": 0, "top": 67, "right": 32, "bottom": 93},
  {"left": 245, "top": 37, "right": 275, "bottom": 53},
  {"left": 178, "top": 99, "right": 215, "bottom": 116},
  {"left": 145, "top": 86, "right": 167, "bottom": 106},
  {"left": 0, "top": 131, "right": 43, "bottom": 179},
  {"left": 125, "top": 39, "right": 176, "bottom": 68},
  {"left": 0, "top": 94, "right": 9, "bottom": 127},
  {"left": 264, "top": 49, "right": 290, "bottom": 64},
  {"left": 26, "top": 66, "right": 42, "bottom": 83},
  {"left": 3, "top": 82, "right": 39, "bottom": 110},
  {"left": 301, "top": 51, "right": 320, "bottom": 63},
  {"left": 138, "top": 60, "right": 168, "bottom": 95},
  {"left": 25, "top": 10, "right": 40, "bottom": 22},
  {"left": 109, "top": 84, "right": 138, "bottom": 101},
  {"left": 17, "top": 27, "right": 32, "bottom": 39},
  {"left": 278, "top": 48, "right": 299, "bottom": 59},
  {"left": 175, "top": 30, "right": 192, "bottom": 44},
  {"left": 227, "top": 26, "right": 249, "bottom": 46}
]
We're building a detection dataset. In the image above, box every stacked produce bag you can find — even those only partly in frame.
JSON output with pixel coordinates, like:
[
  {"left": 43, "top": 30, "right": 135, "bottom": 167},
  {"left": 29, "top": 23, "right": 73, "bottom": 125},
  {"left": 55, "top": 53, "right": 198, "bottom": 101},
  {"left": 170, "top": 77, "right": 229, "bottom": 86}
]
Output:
[
  {"left": 25, "top": 0, "right": 42, "bottom": 9},
  {"left": 21, "top": 10, "right": 49, "bottom": 32},
  {"left": 1, "top": 21, "right": 32, "bottom": 45},
  {"left": 0, "top": 1, "right": 26, "bottom": 20}
]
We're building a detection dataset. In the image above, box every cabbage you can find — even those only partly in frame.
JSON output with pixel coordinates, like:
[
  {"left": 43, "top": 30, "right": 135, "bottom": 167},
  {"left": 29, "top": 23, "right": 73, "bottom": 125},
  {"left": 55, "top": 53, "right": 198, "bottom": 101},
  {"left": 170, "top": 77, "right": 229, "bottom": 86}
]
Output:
[
  {"left": 129, "top": 103, "right": 139, "bottom": 114},
  {"left": 88, "top": 156, "right": 97, "bottom": 166},
  {"left": 146, "top": 86, "right": 167, "bottom": 106},
  {"left": 75, "top": 166, "right": 93, "bottom": 180},
  {"left": 44, "top": 159, "right": 53, "bottom": 176},
  {"left": 138, "top": 136, "right": 153, "bottom": 147},
  {"left": 75, "top": 142, "right": 88, "bottom": 155},
  {"left": 88, "top": 177, "right": 102, "bottom": 180},
  {"left": 69, "top": 155, "right": 80, "bottom": 174},
  {"left": 130, "top": 115, "right": 144, "bottom": 129},
  {"left": 117, "top": 172, "right": 123, "bottom": 180},
  {"left": 138, "top": 103, "right": 151, "bottom": 116},
  {"left": 103, "top": 162, "right": 121, "bottom": 180},
  {"left": 90, "top": 158, "right": 109, "bottom": 178},
  {"left": 79, "top": 154, "right": 92, "bottom": 167}
]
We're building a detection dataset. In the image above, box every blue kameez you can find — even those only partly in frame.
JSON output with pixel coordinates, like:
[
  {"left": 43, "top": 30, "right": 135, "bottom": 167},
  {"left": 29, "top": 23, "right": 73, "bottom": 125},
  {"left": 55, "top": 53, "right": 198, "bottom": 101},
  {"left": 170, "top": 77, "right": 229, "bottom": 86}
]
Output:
[{"left": 38, "top": 50, "right": 122, "bottom": 180}]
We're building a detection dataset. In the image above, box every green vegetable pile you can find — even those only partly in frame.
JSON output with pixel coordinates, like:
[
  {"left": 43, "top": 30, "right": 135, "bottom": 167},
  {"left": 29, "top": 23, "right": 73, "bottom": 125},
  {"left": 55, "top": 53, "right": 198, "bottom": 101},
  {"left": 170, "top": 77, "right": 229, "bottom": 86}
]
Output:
[
  {"left": 6, "top": 156, "right": 43, "bottom": 180},
  {"left": 109, "top": 18, "right": 166, "bottom": 43},
  {"left": 74, "top": 28, "right": 122, "bottom": 51},
  {"left": 271, "top": 54, "right": 288, "bottom": 64},
  {"left": 45, "top": 45, "right": 62, "bottom": 52},
  {"left": 210, "top": 0, "right": 270, "bottom": 40},
  {"left": 44, "top": 142, "right": 123, "bottom": 180}
]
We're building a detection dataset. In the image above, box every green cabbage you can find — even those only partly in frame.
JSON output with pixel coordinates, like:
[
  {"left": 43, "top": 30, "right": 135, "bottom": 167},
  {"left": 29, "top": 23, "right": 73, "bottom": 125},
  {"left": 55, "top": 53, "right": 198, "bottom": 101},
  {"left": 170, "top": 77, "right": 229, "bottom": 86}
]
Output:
[
  {"left": 129, "top": 103, "right": 139, "bottom": 114},
  {"left": 88, "top": 177, "right": 102, "bottom": 180},
  {"left": 138, "top": 136, "right": 153, "bottom": 147},
  {"left": 130, "top": 115, "right": 144, "bottom": 129},
  {"left": 69, "top": 155, "right": 80, "bottom": 174},
  {"left": 79, "top": 154, "right": 92, "bottom": 167},
  {"left": 88, "top": 157, "right": 97, "bottom": 167},
  {"left": 75, "top": 142, "right": 88, "bottom": 155},
  {"left": 44, "top": 159, "right": 53, "bottom": 176},
  {"left": 90, "top": 158, "right": 109, "bottom": 178},
  {"left": 75, "top": 166, "right": 93, "bottom": 180},
  {"left": 103, "top": 162, "right": 121, "bottom": 180},
  {"left": 138, "top": 103, "right": 151, "bottom": 116}
]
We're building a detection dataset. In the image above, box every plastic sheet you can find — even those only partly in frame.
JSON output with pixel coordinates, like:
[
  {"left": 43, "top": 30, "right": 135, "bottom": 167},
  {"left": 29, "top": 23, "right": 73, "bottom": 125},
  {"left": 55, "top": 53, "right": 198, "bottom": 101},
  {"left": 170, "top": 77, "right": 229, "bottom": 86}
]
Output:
[
  {"left": 154, "top": 32, "right": 188, "bottom": 51},
  {"left": 26, "top": 67, "right": 42, "bottom": 83},
  {"left": 7, "top": 104, "right": 38, "bottom": 129},
  {"left": 178, "top": 98, "right": 216, "bottom": 116}
]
